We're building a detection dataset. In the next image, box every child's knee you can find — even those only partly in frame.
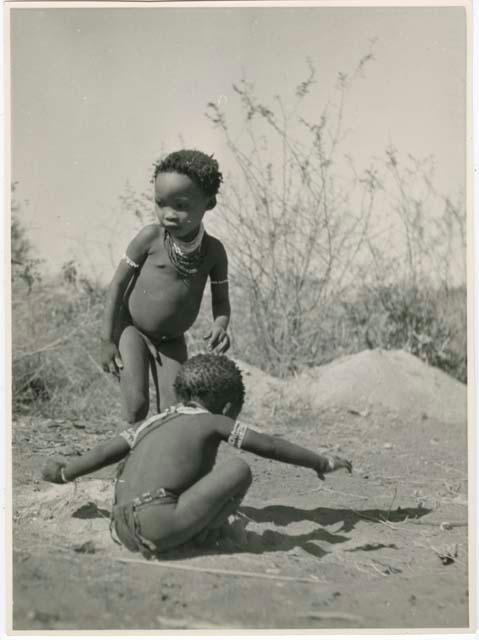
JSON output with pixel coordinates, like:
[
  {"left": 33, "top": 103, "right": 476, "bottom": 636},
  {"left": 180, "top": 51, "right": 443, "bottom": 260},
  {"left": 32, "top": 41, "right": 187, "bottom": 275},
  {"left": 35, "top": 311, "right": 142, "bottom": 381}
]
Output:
[
  {"left": 158, "top": 386, "right": 176, "bottom": 411},
  {"left": 122, "top": 390, "right": 148, "bottom": 424},
  {"left": 119, "top": 324, "right": 143, "bottom": 346},
  {"left": 231, "top": 457, "right": 252, "bottom": 488},
  {"left": 123, "top": 406, "right": 148, "bottom": 424}
]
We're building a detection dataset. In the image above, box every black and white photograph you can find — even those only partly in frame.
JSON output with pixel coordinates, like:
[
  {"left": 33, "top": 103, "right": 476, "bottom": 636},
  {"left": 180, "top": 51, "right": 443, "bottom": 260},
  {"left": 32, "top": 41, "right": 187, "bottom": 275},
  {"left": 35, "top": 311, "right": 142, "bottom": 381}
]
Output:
[{"left": 6, "top": 1, "right": 474, "bottom": 633}]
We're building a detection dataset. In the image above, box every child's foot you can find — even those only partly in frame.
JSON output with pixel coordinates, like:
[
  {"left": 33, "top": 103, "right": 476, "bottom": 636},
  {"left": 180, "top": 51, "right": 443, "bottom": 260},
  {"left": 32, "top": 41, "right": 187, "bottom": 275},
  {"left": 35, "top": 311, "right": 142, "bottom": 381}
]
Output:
[
  {"left": 226, "top": 513, "right": 249, "bottom": 547},
  {"left": 193, "top": 512, "right": 250, "bottom": 550},
  {"left": 193, "top": 527, "right": 222, "bottom": 546}
]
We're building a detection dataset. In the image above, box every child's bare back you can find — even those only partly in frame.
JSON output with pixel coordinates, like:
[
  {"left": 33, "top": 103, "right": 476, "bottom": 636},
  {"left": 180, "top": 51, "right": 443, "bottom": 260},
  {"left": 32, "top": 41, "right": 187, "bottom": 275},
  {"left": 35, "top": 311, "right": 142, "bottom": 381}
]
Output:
[{"left": 115, "top": 407, "right": 226, "bottom": 503}]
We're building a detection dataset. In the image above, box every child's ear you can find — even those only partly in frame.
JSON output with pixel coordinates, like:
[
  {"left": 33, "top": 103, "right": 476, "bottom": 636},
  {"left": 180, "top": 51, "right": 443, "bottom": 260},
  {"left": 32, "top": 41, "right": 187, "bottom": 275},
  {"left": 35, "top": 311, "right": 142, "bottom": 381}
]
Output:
[
  {"left": 222, "top": 401, "right": 240, "bottom": 420},
  {"left": 221, "top": 401, "right": 232, "bottom": 416},
  {"left": 205, "top": 195, "right": 216, "bottom": 211}
]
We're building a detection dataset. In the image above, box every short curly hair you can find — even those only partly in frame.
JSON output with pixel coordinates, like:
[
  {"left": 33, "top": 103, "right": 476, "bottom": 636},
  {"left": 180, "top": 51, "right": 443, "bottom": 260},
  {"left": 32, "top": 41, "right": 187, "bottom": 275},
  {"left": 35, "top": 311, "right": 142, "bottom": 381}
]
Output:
[
  {"left": 153, "top": 149, "right": 223, "bottom": 198},
  {"left": 174, "top": 354, "right": 245, "bottom": 414}
]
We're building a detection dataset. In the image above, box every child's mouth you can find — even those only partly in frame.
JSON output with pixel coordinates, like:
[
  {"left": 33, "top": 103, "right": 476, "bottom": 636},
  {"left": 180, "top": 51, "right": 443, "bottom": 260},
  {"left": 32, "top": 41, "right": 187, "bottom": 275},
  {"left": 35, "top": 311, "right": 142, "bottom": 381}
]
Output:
[{"left": 163, "top": 218, "right": 180, "bottom": 228}]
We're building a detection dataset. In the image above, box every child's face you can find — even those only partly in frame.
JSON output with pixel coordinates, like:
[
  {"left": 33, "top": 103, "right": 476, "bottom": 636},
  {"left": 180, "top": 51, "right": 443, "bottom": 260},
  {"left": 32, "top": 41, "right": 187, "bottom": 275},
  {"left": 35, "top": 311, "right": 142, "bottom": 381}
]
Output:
[{"left": 155, "top": 172, "right": 213, "bottom": 240}]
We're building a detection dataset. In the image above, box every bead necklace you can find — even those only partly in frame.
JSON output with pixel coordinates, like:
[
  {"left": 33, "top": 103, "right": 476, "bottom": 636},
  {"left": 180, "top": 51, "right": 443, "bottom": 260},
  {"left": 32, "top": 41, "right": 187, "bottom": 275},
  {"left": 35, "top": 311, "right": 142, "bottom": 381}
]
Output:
[{"left": 164, "top": 224, "right": 206, "bottom": 279}]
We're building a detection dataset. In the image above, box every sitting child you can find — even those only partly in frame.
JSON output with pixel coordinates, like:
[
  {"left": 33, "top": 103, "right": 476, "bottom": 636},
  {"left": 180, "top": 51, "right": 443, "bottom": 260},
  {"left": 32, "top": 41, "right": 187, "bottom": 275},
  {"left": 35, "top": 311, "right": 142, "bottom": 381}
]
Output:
[{"left": 42, "top": 355, "right": 352, "bottom": 557}]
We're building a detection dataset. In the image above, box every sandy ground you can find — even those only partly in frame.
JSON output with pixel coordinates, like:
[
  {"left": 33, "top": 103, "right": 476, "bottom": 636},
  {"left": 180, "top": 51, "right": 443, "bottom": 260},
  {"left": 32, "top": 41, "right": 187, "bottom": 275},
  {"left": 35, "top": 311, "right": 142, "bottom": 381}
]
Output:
[{"left": 10, "top": 350, "right": 470, "bottom": 631}]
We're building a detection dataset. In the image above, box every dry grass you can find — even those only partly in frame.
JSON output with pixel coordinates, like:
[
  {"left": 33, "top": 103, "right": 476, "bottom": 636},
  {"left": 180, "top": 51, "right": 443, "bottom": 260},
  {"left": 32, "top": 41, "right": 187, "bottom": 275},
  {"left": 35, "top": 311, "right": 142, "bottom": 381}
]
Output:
[
  {"left": 11, "top": 273, "right": 467, "bottom": 425},
  {"left": 12, "top": 280, "right": 121, "bottom": 424}
]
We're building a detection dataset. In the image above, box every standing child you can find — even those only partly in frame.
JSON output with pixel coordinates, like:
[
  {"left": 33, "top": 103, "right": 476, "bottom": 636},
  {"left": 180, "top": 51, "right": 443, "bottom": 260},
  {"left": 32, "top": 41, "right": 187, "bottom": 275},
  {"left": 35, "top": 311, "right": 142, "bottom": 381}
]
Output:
[
  {"left": 100, "top": 150, "right": 231, "bottom": 423},
  {"left": 42, "top": 354, "right": 352, "bottom": 557}
]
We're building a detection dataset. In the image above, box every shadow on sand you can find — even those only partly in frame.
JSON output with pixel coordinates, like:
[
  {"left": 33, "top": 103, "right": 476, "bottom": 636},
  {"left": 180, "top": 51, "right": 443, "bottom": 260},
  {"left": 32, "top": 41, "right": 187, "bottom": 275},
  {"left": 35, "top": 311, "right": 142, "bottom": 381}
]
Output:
[
  {"left": 240, "top": 504, "right": 432, "bottom": 533},
  {"left": 155, "top": 504, "right": 432, "bottom": 561},
  {"left": 72, "top": 501, "right": 111, "bottom": 520},
  {"left": 68, "top": 499, "right": 431, "bottom": 561}
]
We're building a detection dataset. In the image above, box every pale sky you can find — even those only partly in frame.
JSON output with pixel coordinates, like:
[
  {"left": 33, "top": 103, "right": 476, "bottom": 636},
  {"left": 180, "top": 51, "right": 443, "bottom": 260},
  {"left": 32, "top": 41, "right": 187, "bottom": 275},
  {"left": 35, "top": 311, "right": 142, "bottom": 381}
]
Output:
[{"left": 10, "top": 5, "right": 466, "bottom": 282}]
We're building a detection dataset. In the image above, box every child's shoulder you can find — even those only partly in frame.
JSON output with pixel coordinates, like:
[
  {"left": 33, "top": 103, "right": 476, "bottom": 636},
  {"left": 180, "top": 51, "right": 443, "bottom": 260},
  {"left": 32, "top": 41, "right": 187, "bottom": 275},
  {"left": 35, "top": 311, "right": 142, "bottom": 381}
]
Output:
[
  {"left": 204, "top": 232, "right": 227, "bottom": 257},
  {"left": 129, "top": 224, "right": 162, "bottom": 253},
  {"left": 137, "top": 223, "right": 162, "bottom": 242},
  {"left": 199, "top": 412, "right": 234, "bottom": 438}
]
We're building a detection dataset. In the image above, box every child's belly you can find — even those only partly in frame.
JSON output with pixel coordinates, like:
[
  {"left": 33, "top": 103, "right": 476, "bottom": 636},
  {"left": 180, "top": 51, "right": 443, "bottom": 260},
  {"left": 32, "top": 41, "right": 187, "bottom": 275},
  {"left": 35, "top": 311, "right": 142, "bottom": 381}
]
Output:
[{"left": 127, "top": 270, "right": 207, "bottom": 339}]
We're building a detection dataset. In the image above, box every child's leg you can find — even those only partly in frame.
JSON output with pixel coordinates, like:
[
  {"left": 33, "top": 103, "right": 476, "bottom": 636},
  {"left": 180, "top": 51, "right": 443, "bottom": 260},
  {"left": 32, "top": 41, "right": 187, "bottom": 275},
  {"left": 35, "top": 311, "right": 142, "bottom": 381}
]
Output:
[
  {"left": 136, "top": 457, "right": 252, "bottom": 551},
  {"left": 151, "top": 336, "right": 188, "bottom": 412},
  {"left": 118, "top": 326, "right": 151, "bottom": 423}
]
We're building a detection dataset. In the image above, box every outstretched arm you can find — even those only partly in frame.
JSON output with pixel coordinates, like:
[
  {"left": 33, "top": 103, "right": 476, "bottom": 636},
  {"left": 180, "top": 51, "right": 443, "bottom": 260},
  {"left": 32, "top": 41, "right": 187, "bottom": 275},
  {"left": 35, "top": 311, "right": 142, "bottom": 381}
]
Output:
[
  {"left": 42, "top": 436, "right": 131, "bottom": 484},
  {"left": 216, "top": 419, "right": 351, "bottom": 479}
]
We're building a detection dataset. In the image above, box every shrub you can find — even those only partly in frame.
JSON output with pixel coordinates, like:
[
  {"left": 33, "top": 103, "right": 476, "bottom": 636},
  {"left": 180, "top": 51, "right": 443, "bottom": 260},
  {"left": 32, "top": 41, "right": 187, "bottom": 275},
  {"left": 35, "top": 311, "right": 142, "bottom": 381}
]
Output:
[
  {"left": 12, "top": 269, "right": 123, "bottom": 423},
  {"left": 343, "top": 284, "right": 466, "bottom": 382},
  {"left": 11, "top": 183, "right": 43, "bottom": 293},
  {"left": 205, "top": 59, "right": 466, "bottom": 379}
]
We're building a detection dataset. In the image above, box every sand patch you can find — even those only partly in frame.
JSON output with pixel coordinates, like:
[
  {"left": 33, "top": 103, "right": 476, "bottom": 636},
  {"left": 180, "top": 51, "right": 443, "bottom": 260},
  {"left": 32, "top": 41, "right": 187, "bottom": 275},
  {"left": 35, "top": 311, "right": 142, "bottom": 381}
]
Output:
[
  {"left": 14, "top": 480, "right": 115, "bottom": 551},
  {"left": 12, "top": 349, "right": 469, "bottom": 629}
]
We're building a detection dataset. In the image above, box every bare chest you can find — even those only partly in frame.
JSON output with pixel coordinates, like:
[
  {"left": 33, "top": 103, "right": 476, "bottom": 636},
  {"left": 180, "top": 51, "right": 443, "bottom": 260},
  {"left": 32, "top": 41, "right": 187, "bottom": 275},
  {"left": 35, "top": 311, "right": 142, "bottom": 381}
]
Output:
[{"left": 139, "top": 234, "right": 214, "bottom": 290}]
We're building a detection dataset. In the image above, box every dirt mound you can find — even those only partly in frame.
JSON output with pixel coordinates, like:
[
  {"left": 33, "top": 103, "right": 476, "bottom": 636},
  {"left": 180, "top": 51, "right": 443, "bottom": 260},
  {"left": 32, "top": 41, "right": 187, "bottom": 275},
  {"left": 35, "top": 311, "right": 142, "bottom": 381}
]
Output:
[
  {"left": 235, "top": 359, "right": 282, "bottom": 394},
  {"left": 237, "top": 350, "right": 466, "bottom": 425},
  {"left": 291, "top": 349, "right": 466, "bottom": 424},
  {"left": 235, "top": 359, "right": 285, "bottom": 423}
]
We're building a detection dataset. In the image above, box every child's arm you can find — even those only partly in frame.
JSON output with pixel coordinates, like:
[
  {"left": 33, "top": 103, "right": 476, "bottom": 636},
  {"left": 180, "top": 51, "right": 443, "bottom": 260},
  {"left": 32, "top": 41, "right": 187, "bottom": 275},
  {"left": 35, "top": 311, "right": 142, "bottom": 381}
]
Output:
[
  {"left": 215, "top": 419, "right": 351, "bottom": 479},
  {"left": 101, "top": 225, "right": 159, "bottom": 374},
  {"left": 42, "top": 435, "right": 131, "bottom": 484},
  {"left": 205, "top": 239, "right": 231, "bottom": 353}
]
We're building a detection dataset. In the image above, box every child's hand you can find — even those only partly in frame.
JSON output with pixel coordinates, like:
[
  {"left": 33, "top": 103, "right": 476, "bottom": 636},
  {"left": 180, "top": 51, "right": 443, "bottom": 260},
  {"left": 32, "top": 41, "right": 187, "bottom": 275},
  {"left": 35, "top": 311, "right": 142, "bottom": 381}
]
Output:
[
  {"left": 41, "top": 459, "right": 67, "bottom": 484},
  {"left": 204, "top": 326, "right": 230, "bottom": 354},
  {"left": 100, "top": 340, "right": 123, "bottom": 376},
  {"left": 316, "top": 455, "right": 352, "bottom": 480}
]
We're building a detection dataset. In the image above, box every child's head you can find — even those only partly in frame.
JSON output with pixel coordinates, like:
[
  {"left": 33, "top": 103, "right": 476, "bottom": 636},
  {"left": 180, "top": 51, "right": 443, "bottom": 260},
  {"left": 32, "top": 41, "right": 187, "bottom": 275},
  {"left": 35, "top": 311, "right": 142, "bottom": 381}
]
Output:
[
  {"left": 154, "top": 150, "right": 222, "bottom": 199},
  {"left": 174, "top": 354, "right": 245, "bottom": 418},
  {"left": 153, "top": 150, "right": 223, "bottom": 240}
]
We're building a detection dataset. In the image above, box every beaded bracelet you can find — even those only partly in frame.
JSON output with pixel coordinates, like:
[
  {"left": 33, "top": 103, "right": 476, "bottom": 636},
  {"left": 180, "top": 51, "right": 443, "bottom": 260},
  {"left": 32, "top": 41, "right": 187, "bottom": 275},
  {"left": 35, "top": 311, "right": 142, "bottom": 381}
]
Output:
[
  {"left": 228, "top": 421, "right": 248, "bottom": 449},
  {"left": 123, "top": 254, "right": 140, "bottom": 269},
  {"left": 326, "top": 456, "right": 336, "bottom": 472}
]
